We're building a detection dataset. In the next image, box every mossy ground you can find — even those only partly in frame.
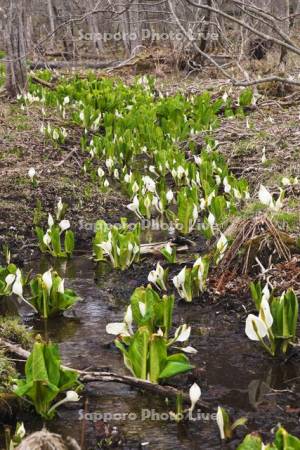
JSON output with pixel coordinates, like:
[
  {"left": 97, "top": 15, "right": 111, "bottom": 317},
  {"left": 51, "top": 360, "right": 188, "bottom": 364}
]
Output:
[
  {"left": 0, "top": 318, "right": 32, "bottom": 394},
  {"left": 0, "top": 317, "right": 32, "bottom": 349}
]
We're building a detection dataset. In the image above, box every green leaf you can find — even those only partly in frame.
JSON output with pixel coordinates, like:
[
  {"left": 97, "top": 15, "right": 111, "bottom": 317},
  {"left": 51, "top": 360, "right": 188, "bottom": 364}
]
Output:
[
  {"left": 159, "top": 353, "right": 193, "bottom": 379},
  {"left": 35, "top": 227, "right": 47, "bottom": 252},
  {"left": 250, "top": 282, "right": 262, "bottom": 311},
  {"left": 14, "top": 339, "right": 79, "bottom": 419},
  {"left": 50, "top": 226, "right": 62, "bottom": 257},
  {"left": 232, "top": 417, "right": 248, "bottom": 431},
  {"left": 163, "top": 295, "right": 174, "bottom": 338},
  {"left": 44, "top": 343, "right": 61, "bottom": 386},
  {"left": 273, "top": 426, "right": 300, "bottom": 450},
  {"left": 239, "top": 88, "right": 253, "bottom": 107},
  {"left": 64, "top": 230, "right": 75, "bottom": 256},
  {"left": 237, "top": 434, "right": 264, "bottom": 450},
  {"left": 149, "top": 335, "right": 167, "bottom": 383},
  {"left": 128, "top": 327, "right": 150, "bottom": 379}
]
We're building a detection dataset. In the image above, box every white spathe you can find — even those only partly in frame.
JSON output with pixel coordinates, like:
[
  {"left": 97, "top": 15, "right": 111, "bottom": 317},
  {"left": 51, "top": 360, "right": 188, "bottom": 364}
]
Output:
[
  {"left": 12, "top": 270, "right": 23, "bottom": 297},
  {"left": 166, "top": 190, "right": 174, "bottom": 202},
  {"left": 48, "top": 213, "right": 54, "bottom": 228},
  {"left": 164, "top": 243, "right": 173, "bottom": 255},
  {"left": 28, "top": 167, "right": 36, "bottom": 181},
  {"left": 43, "top": 232, "right": 51, "bottom": 246},
  {"left": 57, "top": 279, "right": 65, "bottom": 294},
  {"left": 65, "top": 390, "right": 80, "bottom": 402},
  {"left": 138, "top": 302, "right": 146, "bottom": 317},
  {"left": 124, "top": 305, "right": 133, "bottom": 335},
  {"left": 174, "top": 324, "right": 191, "bottom": 342},
  {"left": 5, "top": 273, "right": 16, "bottom": 287},
  {"left": 259, "top": 299, "right": 273, "bottom": 329},
  {"left": 180, "top": 346, "right": 198, "bottom": 354},
  {"left": 59, "top": 220, "right": 70, "bottom": 232},
  {"left": 245, "top": 314, "right": 268, "bottom": 341},
  {"left": 216, "top": 407, "right": 225, "bottom": 440},
  {"left": 189, "top": 383, "right": 201, "bottom": 412},
  {"left": 106, "top": 322, "right": 128, "bottom": 336},
  {"left": 42, "top": 269, "right": 53, "bottom": 293},
  {"left": 258, "top": 185, "right": 273, "bottom": 207}
]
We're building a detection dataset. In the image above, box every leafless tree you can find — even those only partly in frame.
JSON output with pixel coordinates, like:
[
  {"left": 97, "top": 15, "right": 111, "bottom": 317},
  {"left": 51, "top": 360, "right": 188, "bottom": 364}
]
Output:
[
  {"left": 2, "top": 0, "right": 300, "bottom": 98},
  {"left": 2, "top": 0, "right": 28, "bottom": 97}
]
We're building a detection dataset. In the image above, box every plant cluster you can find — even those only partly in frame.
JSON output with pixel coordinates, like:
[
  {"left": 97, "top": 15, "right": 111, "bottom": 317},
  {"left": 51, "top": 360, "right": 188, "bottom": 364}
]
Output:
[
  {"left": 35, "top": 198, "right": 75, "bottom": 258},
  {"left": 106, "top": 285, "right": 196, "bottom": 382},
  {"left": 92, "top": 218, "right": 141, "bottom": 269},
  {"left": 245, "top": 282, "right": 299, "bottom": 356}
]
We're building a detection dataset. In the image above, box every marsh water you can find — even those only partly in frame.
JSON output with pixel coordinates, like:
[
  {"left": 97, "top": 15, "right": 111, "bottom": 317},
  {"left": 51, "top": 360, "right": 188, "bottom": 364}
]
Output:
[{"left": 2, "top": 250, "right": 300, "bottom": 449}]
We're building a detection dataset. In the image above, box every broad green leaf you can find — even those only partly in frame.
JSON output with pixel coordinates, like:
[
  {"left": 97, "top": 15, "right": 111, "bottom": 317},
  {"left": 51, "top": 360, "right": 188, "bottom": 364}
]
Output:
[
  {"left": 64, "top": 230, "right": 75, "bottom": 256},
  {"left": 128, "top": 327, "right": 150, "bottom": 380},
  {"left": 149, "top": 335, "right": 167, "bottom": 383},
  {"left": 159, "top": 353, "right": 193, "bottom": 379}
]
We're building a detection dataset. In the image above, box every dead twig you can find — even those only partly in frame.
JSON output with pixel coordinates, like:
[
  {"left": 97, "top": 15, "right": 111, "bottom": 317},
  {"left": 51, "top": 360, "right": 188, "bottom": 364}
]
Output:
[
  {"left": 55, "top": 147, "right": 78, "bottom": 167},
  {"left": 219, "top": 215, "right": 293, "bottom": 276}
]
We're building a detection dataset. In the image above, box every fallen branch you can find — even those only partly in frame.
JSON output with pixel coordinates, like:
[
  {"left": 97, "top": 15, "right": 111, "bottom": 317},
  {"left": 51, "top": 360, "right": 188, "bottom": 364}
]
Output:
[
  {"left": 55, "top": 147, "right": 78, "bottom": 167},
  {"left": 140, "top": 241, "right": 190, "bottom": 255},
  {"left": 78, "top": 371, "right": 209, "bottom": 408},
  {"left": 233, "top": 76, "right": 300, "bottom": 88},
  {"left": 0, "top": 338, "right": 209, "bottom": 410},
  {"left": 30, "top": 75, "right": 54, "bottom": 89},
  {"left": 29, "top": 60, "right": 120, "bottom": 70}
]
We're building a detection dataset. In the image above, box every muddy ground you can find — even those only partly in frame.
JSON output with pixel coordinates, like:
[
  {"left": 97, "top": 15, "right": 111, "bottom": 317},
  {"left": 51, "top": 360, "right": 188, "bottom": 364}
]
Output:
[{"left": 1, "top": 76, "right": 300, "bottom": 260}]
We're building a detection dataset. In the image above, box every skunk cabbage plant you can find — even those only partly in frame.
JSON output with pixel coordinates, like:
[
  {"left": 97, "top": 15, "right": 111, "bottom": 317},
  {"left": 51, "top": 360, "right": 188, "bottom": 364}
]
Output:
[
  {"left": 173, "top": 256, "right": 209, "bottom": 302},
  {"left": 29, "top": 269, "right": 80, "bottom": 318},
  {"left": 245, "top": 282, "right": 299, "bottom": 356},
  {"left": 14, "top": 338, "right": 80, "bottom": 419},
  {"left": 106, "top": 285, "right": 196, "bottom": 382},
  {"left": 93, "top": 218, "right": 140, "bottom": 270},
  {"left": 36, "top": 200, "right": 74, "bottom": 258}
]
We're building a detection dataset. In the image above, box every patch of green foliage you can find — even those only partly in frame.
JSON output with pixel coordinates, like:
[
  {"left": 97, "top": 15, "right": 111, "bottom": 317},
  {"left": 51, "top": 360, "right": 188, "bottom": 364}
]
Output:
[{"left": 237, "top": 201, "right": 265, "bottom": 219}]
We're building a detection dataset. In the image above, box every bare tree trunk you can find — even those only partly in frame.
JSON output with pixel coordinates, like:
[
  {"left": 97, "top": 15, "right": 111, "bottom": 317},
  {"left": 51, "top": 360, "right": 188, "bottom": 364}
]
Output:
[
  {"left": 272, "top": 0, "right": 290, "bottom": 65},
  {"left": 117, "top": 0, "right": 141, "bottom": 56},
  {"left": 47, "top": 0, "right": 56, "bottom": 49},
  {"left": 4, "top": 0, "right": 27, "bottom": 97},
  {"left": 47, "top": 0, "right": 55, "bottom": 35},
  {"left": 86, "top": 0, "right": 103, "bottom": 54}
]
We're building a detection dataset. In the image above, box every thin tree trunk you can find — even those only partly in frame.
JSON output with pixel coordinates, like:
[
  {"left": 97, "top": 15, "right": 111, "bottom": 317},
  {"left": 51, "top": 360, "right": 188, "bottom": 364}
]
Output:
[
  {"left": 48, "top": 0, "right": 55, "bottom": 35},
  {"left": 272, "top": 0, "right": 290, "bottom": 65},
  {"left": 47, "top": 0, "right": 56, "bottom": 49},
  {"left": 86, "top": 0, "right": 103, "bottom": 54},
  {"left": 4, "top": 0, "right": 27, "bottom": 97}
]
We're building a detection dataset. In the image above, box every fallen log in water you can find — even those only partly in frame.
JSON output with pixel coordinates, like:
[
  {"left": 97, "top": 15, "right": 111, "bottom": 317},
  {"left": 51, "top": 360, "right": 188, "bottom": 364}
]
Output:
[{"left": 0, "top": 338, "right": 210, "bottom": 410}]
